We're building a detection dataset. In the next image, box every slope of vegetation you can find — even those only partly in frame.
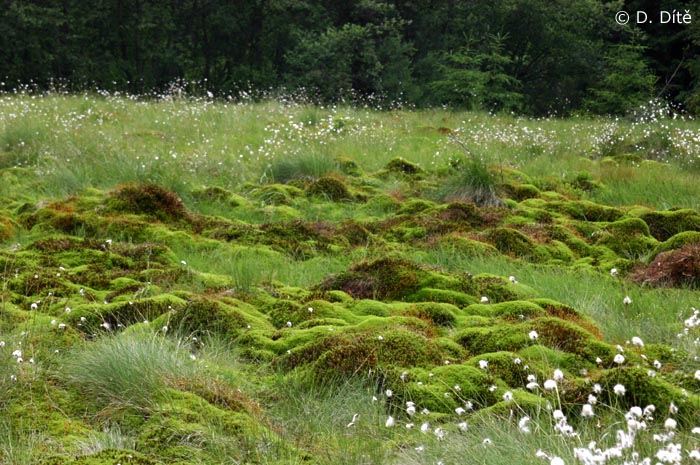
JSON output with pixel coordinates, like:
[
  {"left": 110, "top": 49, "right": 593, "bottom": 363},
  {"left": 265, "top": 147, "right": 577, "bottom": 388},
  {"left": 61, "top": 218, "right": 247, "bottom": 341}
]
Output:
[{"left": 2, "top": 93, "right": 700, "bottom": 464}]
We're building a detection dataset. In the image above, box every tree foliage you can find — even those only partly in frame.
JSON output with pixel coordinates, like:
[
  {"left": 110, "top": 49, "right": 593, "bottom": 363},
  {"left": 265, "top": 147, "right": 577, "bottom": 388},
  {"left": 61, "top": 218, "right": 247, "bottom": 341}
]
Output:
[{"left": 0, "top": 0, "right": 698, "bottom": 115}]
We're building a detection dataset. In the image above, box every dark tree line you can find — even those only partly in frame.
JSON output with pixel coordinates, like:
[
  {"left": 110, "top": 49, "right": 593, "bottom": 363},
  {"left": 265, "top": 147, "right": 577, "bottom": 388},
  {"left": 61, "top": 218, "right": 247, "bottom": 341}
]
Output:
[{"left": 1, "top": 0, "right": 698, "bottom": 115}]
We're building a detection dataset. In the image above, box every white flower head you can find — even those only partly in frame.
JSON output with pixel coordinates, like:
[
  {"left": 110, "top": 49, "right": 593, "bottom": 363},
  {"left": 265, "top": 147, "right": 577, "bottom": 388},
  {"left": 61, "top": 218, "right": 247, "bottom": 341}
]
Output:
[
  {"left": 631, "top": 336, "right": 644, "bottom": 347},
  {"left": 614, "top": 354, "right": 625, "bottom": 364},
  {"left": 664, "top": 418, "right": 677, "bottom": 430},
  {"left": 529, "top": 330, "right": 539, "bottom": 340},
  {"left": 480, "top": 296, "right": 489, "bottom": 303},
  {"left": 623, "top": 296, "right": 632, "bottom": 305},
  {"left": 543, "top": 379, "right": 557, "bottom": 390},
  {"left": 581, "top": 404, "right": 594, "bottom": 418},
  {"left": 613, "top": 384, "right": 626, "bottom": 396},
  {"left": 519, "top": 415, "right": 531, "bottom": 433},
  {"left": 385, "top": 416, "right": 395, "bottom": 428},
  {"left": 503, "top": 391, "right": 513, "bottom": 402},
  {"left": 479, "top": 359, "right": 488, "bottom": 370},
  {"left": 610, "top": 268, "right": 618, "bottom": 277},
  {"left": 553, "top": 369, "right": 564, "bottom": 381}
]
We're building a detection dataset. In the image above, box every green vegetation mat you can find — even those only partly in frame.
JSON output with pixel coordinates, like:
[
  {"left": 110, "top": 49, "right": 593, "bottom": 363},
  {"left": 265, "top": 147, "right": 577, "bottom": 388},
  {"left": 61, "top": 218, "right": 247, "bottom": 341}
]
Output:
[{"left": 2, "top": 94, "right": 700, "bottom": 464}]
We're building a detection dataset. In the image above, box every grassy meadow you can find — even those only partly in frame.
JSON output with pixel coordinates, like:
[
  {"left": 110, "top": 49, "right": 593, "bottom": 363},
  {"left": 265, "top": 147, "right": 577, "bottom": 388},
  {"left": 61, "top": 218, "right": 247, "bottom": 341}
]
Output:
[{"left": 2, "top": 90, "right": 700, "bottom": 464}]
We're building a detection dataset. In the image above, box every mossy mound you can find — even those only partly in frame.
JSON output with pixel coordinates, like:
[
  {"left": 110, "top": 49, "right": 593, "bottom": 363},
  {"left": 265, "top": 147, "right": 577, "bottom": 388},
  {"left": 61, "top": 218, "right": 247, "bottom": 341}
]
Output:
[
  {"left": 0, "top": 214, "right": 15, "bottom": 241},
  {"left": 306, "top": 176, "right": 353, "bottom": 201},
  {"left": 455, "top": 324, "right": 531, "bottom": 354},
  {"left": 550, "top": 200, "right": 624, "bottom": 222},
  {"left": 249, "top": 183, "right": 302, "bottom": 205},
  {"left": 592, "top": 367, "right": 700, "bottom": 421},
  {"left": 395, "top": 364, "right": 495, "bottom": 413},
  {"left": 594, "top": 218, "right": 658, "bottom": 258},
  {"left": 639, "top": 209, "right": 700, "bottom": 241},
  {"left": 398, "top": 302, "right": 459, "bottom": 327},
  {"left": 164, "top": 297, "right": 267, "bottom": 337},
  {"left": 190, "top": 185, "right": 244, "bottom": 207},
  {"left": 654, "top": 231, "right": 700, "bottom": 255},
  {"left": 502, "top": 182, "right": 541, "bottom": 201},
  {"left": 317, "top": 256, "right": 428, "bottom": 300},
  {"left": 383, "top": 157, "right": 425, "bottom": 176},
  {"left": 107, "top": 183, "right": 188, "bottom": 221},
  {"left": 432, "top": 233, "right": 499, "bottom": 257},
  {"left": 283, "top": 328, "right": 450, "bottom": 381},
  {"left": 41, "top": 449, "right": 159, "bottom": 465},
  {"left": 486, "top": 228, "right": 550, "bottom": 262}
]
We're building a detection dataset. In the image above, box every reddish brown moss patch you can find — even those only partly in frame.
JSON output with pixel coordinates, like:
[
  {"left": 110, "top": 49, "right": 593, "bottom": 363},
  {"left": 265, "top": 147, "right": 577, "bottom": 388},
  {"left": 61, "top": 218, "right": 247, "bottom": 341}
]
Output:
[
  {"left": 108, "top": 183, "right": 188, "bottom": 221},
  {"left": 630, "top": 243, "right": 700, "bottom": 288}
]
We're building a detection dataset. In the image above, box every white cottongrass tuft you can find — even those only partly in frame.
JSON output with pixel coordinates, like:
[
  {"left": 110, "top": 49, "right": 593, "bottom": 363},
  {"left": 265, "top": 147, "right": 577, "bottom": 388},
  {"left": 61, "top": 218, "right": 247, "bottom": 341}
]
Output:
[
  {"left": 519, "top": 416, "right": 531, "bottom": 433},
  {"left": 385, "top": 416, "right": 395, "bottom": 428},
  {"left": 544, "top": 379, "right": 557, "bottom": 390},
  {"left": 623, "top": 296, "right": 632, "bottom": 305},
  {"left": 581, "top": 404, "right": 594, "bottom": 418},
  {"left": 631, "top": 336, "right": 644, "bottom": 347},
  {"left": 664, "top": 418, "right": 677, "bottom": 430},
  {"left": 529, "top": 330, "right": 539, "bottom": 340},
  {"left": 613, "top": 384, "right": 626, "bottom": 396},
  {"left": 613, "top": 354, "right": 625, "bottom": 364}
]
